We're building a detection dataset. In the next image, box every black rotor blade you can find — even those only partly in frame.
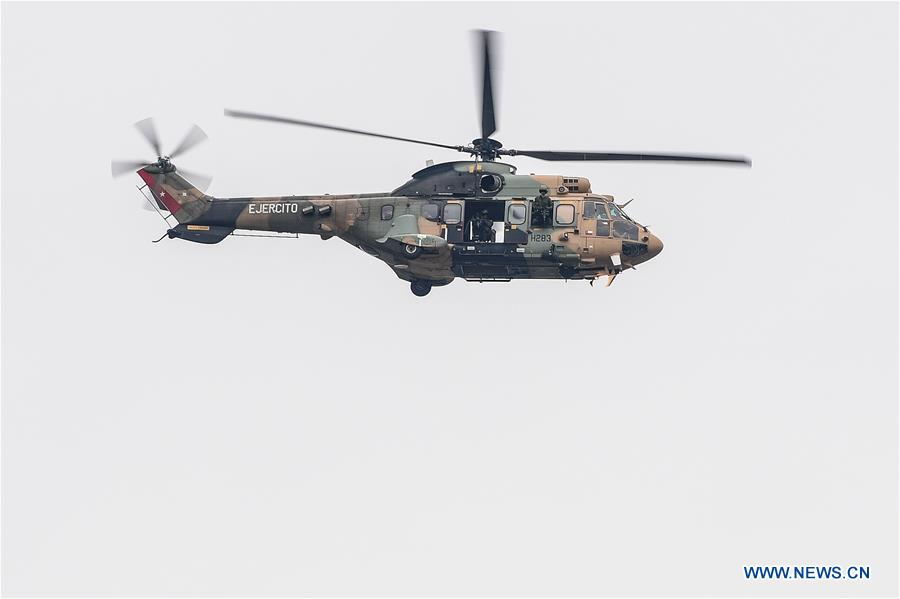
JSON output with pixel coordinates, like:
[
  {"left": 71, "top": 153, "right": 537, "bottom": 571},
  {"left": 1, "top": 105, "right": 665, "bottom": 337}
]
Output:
[
  {"left": 479, "top": 30, "right": 497, "bottom": 140},
  {"left": 225, "top": 109, "right": 462, "bottom": 152},
  {"left": 134, "top": 117, "right": 162, "bottom": 157},
  {"left": 508, "top": 150, "right": 751, "bottom": 165},
  {"left": 111, "top": 160, "right": 151, "bottom": 177},
  {"left": 176, "top": 167, "right": 212, "bottom": 192},
  {"left": 169, "top": 124, "right": 208, "bottom": 159}
]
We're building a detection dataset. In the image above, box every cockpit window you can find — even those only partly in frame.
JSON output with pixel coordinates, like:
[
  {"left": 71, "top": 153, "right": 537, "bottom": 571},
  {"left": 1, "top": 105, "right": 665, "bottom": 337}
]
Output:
[
  {"left": 607, "top": 203, "right": 623, "bottom": 220},
  {"left": 596, "top": 218, "right": 610, "bottom": 237},
  {"left": 612, "top": 220, "right": 638, "bottom": 241},
  {"left": 583, "top": 201, "right": 596, "bottom": 219},
  {"left": 596, "top": 202, "right": 610, "bottom": 220}
]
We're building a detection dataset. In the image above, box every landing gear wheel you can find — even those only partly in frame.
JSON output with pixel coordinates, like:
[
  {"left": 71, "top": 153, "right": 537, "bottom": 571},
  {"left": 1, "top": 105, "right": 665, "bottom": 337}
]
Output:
[
  {"left": 410, "top": 280, "right": 432, "bottom": 297},
  {"left": 402, "top": 244, "right": 422, "bottom": 259}
]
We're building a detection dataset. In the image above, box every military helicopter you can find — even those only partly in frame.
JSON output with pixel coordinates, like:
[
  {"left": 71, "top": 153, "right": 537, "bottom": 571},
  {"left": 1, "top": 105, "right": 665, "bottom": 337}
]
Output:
[{"left": 112, "top": 31, "right": 749, "bottom": 297}]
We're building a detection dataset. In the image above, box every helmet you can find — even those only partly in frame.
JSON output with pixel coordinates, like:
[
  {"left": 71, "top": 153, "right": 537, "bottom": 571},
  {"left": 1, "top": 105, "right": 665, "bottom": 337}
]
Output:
[{"left": 539, "top": 185, "right": 548, "bottom": 193}]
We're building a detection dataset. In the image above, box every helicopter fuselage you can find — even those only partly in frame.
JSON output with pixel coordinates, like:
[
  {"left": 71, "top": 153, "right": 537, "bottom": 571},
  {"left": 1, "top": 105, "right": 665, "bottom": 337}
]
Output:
[
  {"left": 121, "top": 27, "right": 748, "bottom": 296},
  {"left": 143, "top": 160, "right": 663, "bottom": 294}
]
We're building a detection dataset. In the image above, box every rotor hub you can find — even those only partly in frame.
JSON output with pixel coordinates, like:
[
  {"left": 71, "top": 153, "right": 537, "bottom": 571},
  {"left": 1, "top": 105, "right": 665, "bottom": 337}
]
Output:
[
  {"left": 470, "top": 137, "right": 504, "bottom": 161},
  {"left": 148, "top": 156, "right": 176, "bottom": 174}
]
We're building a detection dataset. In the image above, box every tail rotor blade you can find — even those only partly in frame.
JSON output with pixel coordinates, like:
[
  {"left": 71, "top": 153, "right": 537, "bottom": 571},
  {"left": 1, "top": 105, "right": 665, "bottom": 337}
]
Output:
[
  {"left": 134, "top": 117, "right": 163, "bottom": 157},
  {"left": 111, "top": 159, "right": 151, "bottom": 177},
  {"left": 169, "top": 124, "right": 208, "bottom": 159},
  {"left": 177, "top": 167, "right": 212, "bottom": 192}
]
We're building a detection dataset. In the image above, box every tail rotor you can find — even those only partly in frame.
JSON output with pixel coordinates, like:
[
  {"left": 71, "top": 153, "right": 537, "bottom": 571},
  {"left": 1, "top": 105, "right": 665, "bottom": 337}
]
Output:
[{"left": 111, "top": 118, "right": 214, "bottom": 206}]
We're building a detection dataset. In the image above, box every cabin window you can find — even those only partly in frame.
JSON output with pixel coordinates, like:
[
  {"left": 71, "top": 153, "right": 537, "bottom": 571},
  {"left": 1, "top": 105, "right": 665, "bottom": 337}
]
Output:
[
  {"left": 381, "top": 204, "right": 394, "bottom": 220},
  {"left": 507, "top": 203, "right": 526, "bottom": 225},
  {"left": 555, "top": 204, "right": 575, "bottom": 226},
  {"left": 422, "top": 203, "right": 440, "bottom": 221},
  {"left": 443, "top": 203, "right": 462, "bottom": 224}
]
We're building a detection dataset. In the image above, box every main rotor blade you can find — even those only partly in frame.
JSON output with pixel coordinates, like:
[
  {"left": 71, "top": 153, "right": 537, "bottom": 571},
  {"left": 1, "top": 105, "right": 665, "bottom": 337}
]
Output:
[
  {"left": 507, "top": 150, "right": 751, "bottom": 165},
  {"left": 225, "top": 109, "right": 462, "bottom": 152},
  {"left": 169, "top": 124, "right": 208, "bottom": 159},
  {"left": 111, "top": 159, "right": 152, "bottom": 177},
  {"left": 177, "top": 167, "right": 212, "bottom": 192},
  {"left": 134, "top": 117, "right": 162, "bottom": 157},
  {"left": 479, "top": 30, "right": 497, "bottom": 140}
]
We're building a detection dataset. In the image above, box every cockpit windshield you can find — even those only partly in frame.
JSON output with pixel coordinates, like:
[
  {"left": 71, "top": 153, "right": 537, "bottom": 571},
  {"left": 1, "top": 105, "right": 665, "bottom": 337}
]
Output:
[
  {"left": 607, "top": 202, "right": 639, "bottom": 224},
  {"left": 588, "top": 199, "right": 637, "bottom": 223}
]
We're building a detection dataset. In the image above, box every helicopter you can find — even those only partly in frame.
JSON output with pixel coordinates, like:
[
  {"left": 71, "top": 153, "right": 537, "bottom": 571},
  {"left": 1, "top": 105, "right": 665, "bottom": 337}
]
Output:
[{"left": 112, "top": 31, "right": 750, "bottom": 297}]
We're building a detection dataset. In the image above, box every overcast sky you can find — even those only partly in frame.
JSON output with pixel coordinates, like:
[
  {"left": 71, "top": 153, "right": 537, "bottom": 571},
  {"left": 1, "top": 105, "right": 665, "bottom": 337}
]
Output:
[{"left": 2, "top": 2, "right": 897, "bottom": 596}]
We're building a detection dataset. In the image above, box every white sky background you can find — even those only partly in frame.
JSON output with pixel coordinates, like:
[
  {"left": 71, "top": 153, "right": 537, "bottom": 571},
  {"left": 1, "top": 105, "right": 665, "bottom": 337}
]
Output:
[{"left": 2, "top": 2, "right": 897, "bottom": 596}]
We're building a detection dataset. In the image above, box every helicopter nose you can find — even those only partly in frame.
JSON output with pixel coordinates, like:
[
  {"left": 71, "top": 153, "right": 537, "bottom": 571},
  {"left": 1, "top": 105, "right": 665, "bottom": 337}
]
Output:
[{"left": 646, "top": 234, "right": 664, "bottom": 258}]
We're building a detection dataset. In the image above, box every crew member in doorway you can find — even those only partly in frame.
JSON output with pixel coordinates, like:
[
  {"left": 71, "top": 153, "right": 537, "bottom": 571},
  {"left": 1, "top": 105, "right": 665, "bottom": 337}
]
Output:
[
  {"left": 471, "top": 209, "right": 495, "bottom": 242},
  {"left": 532, "top": 185, "right": 552, "bottom": 227}
]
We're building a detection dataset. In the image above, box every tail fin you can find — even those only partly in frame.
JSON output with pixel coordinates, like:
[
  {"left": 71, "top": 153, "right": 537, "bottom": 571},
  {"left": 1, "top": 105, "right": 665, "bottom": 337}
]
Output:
[{"left": 138, "top": 166, "right": 210, "bottom": 223}]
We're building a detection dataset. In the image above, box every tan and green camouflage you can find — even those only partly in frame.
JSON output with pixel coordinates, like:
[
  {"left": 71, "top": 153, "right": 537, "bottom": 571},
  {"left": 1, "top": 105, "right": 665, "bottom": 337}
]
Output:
[{"left": 139, "top": 159, "right": 663, "bottom": 295}]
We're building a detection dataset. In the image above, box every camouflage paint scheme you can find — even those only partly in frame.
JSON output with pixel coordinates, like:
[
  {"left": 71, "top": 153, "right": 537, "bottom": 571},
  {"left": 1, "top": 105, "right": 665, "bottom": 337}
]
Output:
[{"left": 138, "top": 160, "right": 663, "bottom": 290}]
